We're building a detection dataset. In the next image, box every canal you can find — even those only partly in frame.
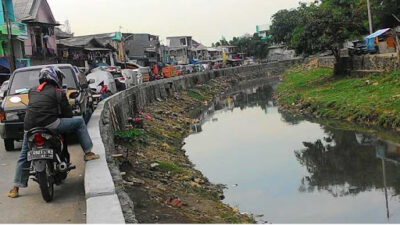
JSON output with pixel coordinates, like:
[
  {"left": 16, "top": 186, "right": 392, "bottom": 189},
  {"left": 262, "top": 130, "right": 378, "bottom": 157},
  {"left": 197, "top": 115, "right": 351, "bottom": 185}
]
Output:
[{"left": 184, "top": 83, "right": 400, "bottom": 223}]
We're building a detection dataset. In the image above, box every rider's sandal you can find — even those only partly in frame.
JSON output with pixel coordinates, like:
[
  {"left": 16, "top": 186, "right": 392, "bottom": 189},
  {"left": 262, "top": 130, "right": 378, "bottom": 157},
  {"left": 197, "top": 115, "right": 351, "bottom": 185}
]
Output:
[
  {"left": 7, "top": 187, "right": 19, "bottom": 198},
  {"left": 84, "top": 152, "right": 100, "bottom": 161}
]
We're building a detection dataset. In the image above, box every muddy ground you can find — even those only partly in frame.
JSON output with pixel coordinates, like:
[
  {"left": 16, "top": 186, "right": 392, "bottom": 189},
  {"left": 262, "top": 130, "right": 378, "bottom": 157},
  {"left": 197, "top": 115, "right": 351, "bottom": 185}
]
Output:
[{"left": 113, "top": 74, "right": 261, "bottom": 223}]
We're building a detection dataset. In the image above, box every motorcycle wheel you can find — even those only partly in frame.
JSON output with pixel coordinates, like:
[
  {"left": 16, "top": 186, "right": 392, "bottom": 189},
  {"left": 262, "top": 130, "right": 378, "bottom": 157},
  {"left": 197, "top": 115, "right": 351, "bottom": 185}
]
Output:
[{"left": 37, "top": 162, "right": 54, "bottom": 202}]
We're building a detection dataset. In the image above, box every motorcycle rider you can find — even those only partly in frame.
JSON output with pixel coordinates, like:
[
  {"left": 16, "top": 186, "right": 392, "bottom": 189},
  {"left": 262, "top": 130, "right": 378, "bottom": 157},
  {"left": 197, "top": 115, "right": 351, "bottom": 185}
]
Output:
[{"left": 8, "top": 66, "right": 99, "bottom": 198}]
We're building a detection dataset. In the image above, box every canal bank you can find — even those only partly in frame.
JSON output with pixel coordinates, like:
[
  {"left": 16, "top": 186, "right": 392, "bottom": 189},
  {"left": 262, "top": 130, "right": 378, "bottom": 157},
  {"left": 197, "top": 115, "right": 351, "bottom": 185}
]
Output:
[
  {"left": 277, "top": 66, "right": 400, "bottom": 131},
  {"left": 87, "top": 61, "right": 301, "bottom": 223}
]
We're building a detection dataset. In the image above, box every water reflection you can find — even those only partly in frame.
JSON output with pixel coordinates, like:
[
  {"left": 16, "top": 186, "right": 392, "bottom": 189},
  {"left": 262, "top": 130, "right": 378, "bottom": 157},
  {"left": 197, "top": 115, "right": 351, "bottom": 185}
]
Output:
[{"left": 184, "top": 82, "right": 400, "bottom": 223}]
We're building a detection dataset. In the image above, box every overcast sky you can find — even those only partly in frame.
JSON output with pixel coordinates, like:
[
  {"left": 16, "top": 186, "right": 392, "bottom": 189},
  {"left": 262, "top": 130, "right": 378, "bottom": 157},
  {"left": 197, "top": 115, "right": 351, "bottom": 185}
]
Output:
[{"left": 47, "top": 0, "right": 312, "bottom": 46}]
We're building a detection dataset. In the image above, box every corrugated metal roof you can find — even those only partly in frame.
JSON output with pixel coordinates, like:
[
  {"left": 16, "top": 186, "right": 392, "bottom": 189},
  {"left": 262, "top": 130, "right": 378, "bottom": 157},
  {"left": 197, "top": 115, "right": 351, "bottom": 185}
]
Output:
[{"left": 13, "top": 0, "right": 38, "bottom": 21}]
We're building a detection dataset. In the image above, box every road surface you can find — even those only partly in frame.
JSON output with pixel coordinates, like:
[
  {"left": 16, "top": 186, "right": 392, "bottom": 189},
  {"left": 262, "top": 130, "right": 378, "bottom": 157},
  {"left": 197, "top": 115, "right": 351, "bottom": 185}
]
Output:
[{"left": 0, "top": 140, "right": 86, "bottom": 223}]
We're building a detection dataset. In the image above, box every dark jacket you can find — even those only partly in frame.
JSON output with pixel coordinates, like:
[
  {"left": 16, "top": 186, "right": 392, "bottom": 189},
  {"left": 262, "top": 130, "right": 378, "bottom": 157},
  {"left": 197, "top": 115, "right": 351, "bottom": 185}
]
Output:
[{"left": 24, "top": 84, "right": 73, "bottom": 131}]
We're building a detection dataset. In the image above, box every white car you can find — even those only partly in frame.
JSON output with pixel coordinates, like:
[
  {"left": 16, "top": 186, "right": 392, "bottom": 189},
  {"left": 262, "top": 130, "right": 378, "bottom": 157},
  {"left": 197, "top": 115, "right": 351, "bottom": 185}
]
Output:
[{"left": 87, "top": 70, "right": 117, "bottom": 94}]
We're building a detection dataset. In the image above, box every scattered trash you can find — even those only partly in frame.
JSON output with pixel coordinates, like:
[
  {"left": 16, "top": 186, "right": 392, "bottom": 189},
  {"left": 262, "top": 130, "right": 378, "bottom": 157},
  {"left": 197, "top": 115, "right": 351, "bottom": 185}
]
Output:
[
  {"left": 161, "top": 142, "right": 170, "bottom": 150},
  {"left": 165, "top": 195, "right": 182, "bottom": 208},
  {"left": 256, "top": 214, "right": 264, "bottom": 217},
  {"left": 212, "top": 118, "right": 218, "bottom": 122},
  {"left": 112, "top": 154, "right": 123, "bottom": 158},
  {"left": 123, "top": 180, "right": 134, "bottom": 186},
  {"left": 232, "top": 184, "right": 238, "bottom": 187},
  {"left": 194, "top": 178, "right": 204, "bottom": 184},
  {"left": 150, "top": 162, "right": 160, "bottom": 170},
  {"left": 189, "top": 181, "right": 201, "bottom": 188},
  {"left": 0, "top": 164, "right": 7, "bottom": 166},
  {"left": 131, "top": 177, "right": 145, "bottom": 186},
  {"left": 120, "top": 172, "right": 126, "bottom": 176}
]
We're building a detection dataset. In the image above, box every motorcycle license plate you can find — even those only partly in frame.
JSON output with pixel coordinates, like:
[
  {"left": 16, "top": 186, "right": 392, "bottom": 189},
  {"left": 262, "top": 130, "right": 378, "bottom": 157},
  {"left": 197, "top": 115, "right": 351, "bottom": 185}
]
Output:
[{"left": 27, "top": 149, "right": 53, "bottom": 161}]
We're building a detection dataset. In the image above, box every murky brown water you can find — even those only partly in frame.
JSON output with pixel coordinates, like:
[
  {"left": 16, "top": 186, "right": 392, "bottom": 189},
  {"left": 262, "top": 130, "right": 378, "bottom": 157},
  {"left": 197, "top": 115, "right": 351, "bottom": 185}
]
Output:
[{"left": 184, "top": 84, "right": 400, "bottom": 223}]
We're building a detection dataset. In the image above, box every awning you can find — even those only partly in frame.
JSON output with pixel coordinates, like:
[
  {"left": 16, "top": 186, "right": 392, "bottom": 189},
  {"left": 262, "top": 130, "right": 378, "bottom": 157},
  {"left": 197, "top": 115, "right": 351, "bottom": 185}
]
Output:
[{"left": 365, "top": 28, "right": 391, "bottom": 39}]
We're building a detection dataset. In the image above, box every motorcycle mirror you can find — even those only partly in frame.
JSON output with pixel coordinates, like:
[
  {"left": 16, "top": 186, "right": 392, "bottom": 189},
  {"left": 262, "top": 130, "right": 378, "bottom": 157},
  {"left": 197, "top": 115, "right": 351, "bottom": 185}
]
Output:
[
  {"left": 9, "top": 96, "right": 22, "bottom": 104},
  {"left": 62, "top": 84, "right": 68, "bottom": 89},
  {"left": 69, "top": 91, "right": 79, "bottom": 99}
]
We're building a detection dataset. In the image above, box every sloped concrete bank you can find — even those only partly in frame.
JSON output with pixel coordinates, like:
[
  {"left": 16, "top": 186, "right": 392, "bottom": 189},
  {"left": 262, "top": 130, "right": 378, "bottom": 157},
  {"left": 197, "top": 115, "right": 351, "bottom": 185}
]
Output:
[{"left": 85, "top": 60, "right": 301, "bottom": 223}]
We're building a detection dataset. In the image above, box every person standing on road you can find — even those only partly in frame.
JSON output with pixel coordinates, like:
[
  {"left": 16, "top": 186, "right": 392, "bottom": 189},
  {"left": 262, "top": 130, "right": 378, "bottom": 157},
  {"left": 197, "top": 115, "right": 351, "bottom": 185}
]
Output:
[{"left": 8, "top": 66, "right": 100, "bottom": 198}]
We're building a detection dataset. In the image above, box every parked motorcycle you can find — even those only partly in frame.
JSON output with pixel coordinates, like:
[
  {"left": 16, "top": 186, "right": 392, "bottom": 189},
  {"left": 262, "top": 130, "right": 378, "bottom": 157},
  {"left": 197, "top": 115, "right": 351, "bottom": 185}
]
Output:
[{"left": 9, "top": 96, "right": 75, "bottom": 202}]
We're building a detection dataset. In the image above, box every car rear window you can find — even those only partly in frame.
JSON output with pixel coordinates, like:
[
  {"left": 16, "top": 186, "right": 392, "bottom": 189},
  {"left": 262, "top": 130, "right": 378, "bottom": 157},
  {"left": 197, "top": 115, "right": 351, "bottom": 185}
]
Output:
[{"left": 9, "top": 67, "right": 77, "bottom": 95}]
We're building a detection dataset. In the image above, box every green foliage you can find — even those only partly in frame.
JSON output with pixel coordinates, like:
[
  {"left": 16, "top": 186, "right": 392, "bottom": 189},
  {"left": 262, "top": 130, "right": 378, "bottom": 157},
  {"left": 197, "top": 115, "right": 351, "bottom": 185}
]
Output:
[
  {"left": 154, "top": 161, "right": 185, "bottom": 173},
  {"left": 115, "top": 129, "right": 142, "bottom": 139},
  {"left": 212, "top": 34, "right": 271, "bottom": 59},
  {"left": 188, "top": 90, "right": 205, "bottom": 101}
]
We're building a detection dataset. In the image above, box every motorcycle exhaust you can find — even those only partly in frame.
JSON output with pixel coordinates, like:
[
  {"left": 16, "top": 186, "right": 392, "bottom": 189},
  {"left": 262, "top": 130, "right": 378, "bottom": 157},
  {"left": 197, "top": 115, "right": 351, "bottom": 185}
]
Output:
[{"left": 58, "top": 162, "right": 68, "bottom": 172}]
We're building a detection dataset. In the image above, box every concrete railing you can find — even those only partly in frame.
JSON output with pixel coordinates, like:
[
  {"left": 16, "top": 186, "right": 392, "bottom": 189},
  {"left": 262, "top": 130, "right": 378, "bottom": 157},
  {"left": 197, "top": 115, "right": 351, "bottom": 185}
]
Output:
[{"left": 84, "top": 60, "right": 301, "bottom": 223}]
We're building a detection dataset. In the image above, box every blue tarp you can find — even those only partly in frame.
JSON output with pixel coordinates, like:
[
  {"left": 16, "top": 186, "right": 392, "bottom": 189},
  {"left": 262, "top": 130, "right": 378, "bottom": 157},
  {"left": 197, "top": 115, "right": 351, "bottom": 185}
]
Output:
[{"left": 365, "top": 28, "right": 391, "bottom": 50}]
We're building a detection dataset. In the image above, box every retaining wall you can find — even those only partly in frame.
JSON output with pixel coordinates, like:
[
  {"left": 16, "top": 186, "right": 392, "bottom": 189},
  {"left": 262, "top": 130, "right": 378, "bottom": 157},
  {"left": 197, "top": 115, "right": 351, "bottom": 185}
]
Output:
[
  {"left": 317, "top": 54, "right": 400, "bottom": 72},
  {"left": 85, "top": 60, "right": 301, "bottom": 223}
]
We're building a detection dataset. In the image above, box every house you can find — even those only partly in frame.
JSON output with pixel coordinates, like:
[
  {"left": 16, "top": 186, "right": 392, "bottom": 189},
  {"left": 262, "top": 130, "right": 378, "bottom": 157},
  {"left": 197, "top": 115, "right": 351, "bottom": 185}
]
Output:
[
  {"left": 191, "top": 40, "right": 209, "bottom": 61},
  {"left": 55, "top": 27, "right": 73, "bottom": 40},
  {"left": 166, "top": 36, "right": 193, "bottom": 64},
  {"left": 13, "top": 0, "right": 60, "bottom": 65},
  {"left": 365, "top": 28, "right": 397, "bottom": 54},
  {"left": 0, "top": 0, "right": 29, "bottom": 79},
  {"left": 207, "top": 47, "right": 223, "bottom": 60},
  {"left": 266, "top": 45, "right": 296, "bottom": 62},
  {"left": 256, "top": 24, "right": 271, "bottom": 40},
  {"left": 57, "top": 35, "right": 116, "bottom": 69},
  {"left": 217, "top": 45, "right": 239, "bottom": 60},
  {"left": 123, "top": 33, "right": 160, "bottom": 66},
  {"left": 57, "top": 32, "right": 124, "bottom": 69}
]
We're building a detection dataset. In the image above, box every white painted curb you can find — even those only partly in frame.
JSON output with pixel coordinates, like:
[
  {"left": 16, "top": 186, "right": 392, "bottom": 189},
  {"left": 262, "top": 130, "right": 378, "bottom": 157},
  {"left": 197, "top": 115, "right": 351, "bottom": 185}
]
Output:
[{"left": 85, "top": 100, "right": 125, "bottom": 224}]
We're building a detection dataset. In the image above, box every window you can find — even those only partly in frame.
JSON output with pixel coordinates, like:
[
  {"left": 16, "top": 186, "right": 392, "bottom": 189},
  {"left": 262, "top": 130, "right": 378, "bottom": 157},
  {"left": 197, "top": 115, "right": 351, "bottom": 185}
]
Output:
[{"left": 9, "top": 67, "right": 77, "bottom": 95}]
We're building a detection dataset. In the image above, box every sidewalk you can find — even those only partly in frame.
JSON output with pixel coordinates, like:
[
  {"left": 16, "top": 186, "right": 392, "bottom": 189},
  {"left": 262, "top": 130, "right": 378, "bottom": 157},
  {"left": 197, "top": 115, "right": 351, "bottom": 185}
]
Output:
[{"left": 0, "top": 143, "right": 86, "bottom": 223}]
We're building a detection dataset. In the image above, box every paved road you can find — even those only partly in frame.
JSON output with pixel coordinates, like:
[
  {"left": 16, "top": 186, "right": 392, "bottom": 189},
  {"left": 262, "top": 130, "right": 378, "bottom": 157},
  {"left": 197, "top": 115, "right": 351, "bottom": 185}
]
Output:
[{"left": 0, "top": 141, "right": 86, "bottom": 223}]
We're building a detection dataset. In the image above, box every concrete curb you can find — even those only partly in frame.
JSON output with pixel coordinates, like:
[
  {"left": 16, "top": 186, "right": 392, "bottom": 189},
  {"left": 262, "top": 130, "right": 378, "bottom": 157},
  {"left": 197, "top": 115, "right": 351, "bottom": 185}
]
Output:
[{"left": 85, "top": 100, "right": 125, "bottom": 224}]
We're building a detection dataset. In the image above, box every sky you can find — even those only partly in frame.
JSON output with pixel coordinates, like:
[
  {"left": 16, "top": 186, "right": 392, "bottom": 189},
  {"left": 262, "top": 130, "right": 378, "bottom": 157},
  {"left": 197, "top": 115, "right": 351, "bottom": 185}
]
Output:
[{"left": 47, "top": 0, "right": 312, "bottom": 46}]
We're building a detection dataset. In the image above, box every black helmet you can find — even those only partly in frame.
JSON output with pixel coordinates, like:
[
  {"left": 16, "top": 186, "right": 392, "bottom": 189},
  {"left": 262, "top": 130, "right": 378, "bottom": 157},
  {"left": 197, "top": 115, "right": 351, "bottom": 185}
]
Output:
[{"left": 38, "top": 66, "right": 65, "bottom": 88}]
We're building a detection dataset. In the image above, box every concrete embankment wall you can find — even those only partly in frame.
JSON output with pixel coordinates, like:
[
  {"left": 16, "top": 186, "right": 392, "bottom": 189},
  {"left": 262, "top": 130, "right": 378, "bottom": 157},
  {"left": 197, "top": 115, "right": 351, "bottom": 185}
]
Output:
[
  {"left": 317, "top": 55, "right": 400, "bottom": 73},
  {"left": 85, "top": 60, "right": 301, "bottom": 223}
]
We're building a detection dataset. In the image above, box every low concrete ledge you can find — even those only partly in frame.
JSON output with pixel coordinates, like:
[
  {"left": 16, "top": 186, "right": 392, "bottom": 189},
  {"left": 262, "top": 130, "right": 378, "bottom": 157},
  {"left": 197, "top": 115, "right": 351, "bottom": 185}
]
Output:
[
  {"left": 86, "top": 194, "right": 125, "bottom": 224},
  {"left": 85, "top": 99, "right": 125, "bottom": 223}
]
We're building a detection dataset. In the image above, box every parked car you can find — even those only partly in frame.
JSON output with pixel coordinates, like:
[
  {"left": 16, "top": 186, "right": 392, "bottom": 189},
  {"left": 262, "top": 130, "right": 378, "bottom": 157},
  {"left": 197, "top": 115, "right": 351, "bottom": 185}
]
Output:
[
  {"left": 0, "top": 64, "right": 94, "bottom": 151},
  {"left": 87, "top": 70, "right": 117, "bottom": 95}
]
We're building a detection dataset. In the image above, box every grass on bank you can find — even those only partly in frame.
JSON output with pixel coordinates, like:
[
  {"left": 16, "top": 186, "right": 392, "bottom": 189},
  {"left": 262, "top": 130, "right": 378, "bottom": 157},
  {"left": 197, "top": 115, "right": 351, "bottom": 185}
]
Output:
[{"left": 278, "top": 68, "right": 400, "bottom": 127}]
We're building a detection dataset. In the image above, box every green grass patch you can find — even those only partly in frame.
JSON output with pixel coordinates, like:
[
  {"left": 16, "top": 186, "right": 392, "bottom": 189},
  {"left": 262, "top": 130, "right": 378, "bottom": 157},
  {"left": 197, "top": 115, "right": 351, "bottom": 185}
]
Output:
[
  {"left": 115, "top": 129, "right": 142, "bottom": 139},
  {"left": 187, "top": 90, "right": 205, "bottom": 101},
  {"left": 278, "top": 68, "right": 400, "bottom": 127},
  {"left": 154, "top": 160, "right": 185, "bottom": 173}
]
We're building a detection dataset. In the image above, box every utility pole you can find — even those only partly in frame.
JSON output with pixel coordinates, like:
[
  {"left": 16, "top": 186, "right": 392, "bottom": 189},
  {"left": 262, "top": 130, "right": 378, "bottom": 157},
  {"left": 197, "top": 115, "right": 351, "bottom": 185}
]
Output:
[
  {"left": 367, "top": 0, "right": 373, "bottom": 34},
  {"left": 2, "top": 0, "right": 16, "bottom": 73}
]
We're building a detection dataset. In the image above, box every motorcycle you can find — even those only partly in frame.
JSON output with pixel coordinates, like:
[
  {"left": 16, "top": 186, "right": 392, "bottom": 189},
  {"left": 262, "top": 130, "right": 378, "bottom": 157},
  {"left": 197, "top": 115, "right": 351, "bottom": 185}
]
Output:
[{"left": 9, "top": 96, "right": 76, "bottom": 202}]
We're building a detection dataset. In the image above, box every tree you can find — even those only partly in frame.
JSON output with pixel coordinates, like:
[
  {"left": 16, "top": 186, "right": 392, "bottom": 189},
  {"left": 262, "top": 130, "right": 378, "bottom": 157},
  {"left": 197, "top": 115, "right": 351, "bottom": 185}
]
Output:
[
  {"left": 270, "top": 8, "right": 301, "bottom": 44},
  {"left": 291, "top": 0, "right": 367, "bottom": 61},
  {"left": 214, "top": 36, "right": 229, "bottom": 47},
  {"left": 370, "top": 0, "right": 400, "bottom": 29}
]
